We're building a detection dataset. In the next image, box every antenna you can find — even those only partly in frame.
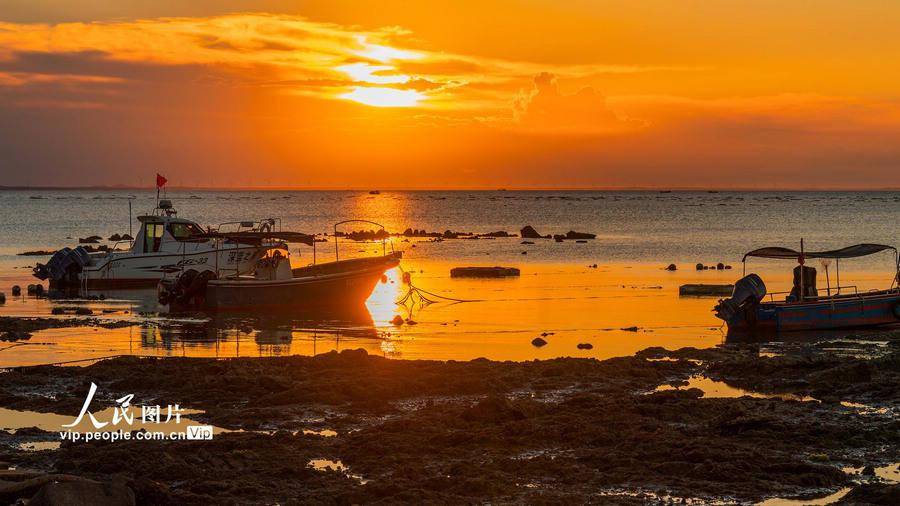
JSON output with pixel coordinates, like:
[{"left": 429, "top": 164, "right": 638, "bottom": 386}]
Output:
[{"left": 128, "top": 199, "right": 133, "bottom": 243}]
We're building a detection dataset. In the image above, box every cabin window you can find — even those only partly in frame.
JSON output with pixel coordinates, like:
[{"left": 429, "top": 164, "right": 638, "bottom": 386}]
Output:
[
  {"left": 144, "top": 223, "right": 164, "bottom": 253},
  {"left": 168, "top": 222, "right": 204, "bottom": 241}
]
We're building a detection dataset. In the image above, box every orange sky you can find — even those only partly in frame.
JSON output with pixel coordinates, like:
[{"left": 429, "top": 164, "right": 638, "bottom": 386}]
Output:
[{"left": 1, "top": 1, "right": 900, "bottom": 188}]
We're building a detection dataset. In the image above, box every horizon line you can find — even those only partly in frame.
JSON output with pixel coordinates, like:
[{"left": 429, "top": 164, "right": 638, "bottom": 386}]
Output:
[{"left": 2, "top": 185, "right": 900, "bottom": 192}]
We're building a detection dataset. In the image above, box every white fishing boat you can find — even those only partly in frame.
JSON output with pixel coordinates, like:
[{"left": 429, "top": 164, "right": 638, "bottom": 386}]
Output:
[{"left": 33, "top": 199, "right": 283, "bottom": 290}]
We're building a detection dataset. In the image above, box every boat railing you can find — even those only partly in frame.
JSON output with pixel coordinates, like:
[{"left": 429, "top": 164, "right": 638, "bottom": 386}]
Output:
[
  {"left": 332, "top": 220, "right": 395, "bottom": 263},
  {"left": 109, "top": 240, "right": 134, "bottom": 252},
  {"left": 215, "top": 218, "right": 282, "bottom": 234},
  {"left": 764, "top": 285, "right": 862, "bottom": 303}
]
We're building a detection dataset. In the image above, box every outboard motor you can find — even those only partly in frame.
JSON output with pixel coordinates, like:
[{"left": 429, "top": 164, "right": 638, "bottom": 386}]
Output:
[
  {"left": 33, "top": 246, "right": 92, "bottom": 286},
  {"left": 713, "top": 274, "right": 766, "bottom": 322},
  {"left": 158, "top": 269, "right": 216, "bottom": 310}
]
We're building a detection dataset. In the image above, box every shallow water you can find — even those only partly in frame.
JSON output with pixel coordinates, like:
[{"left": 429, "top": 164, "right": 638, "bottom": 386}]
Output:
[{"left": 1, "top": 190, "right": 899, "bottom": 365}]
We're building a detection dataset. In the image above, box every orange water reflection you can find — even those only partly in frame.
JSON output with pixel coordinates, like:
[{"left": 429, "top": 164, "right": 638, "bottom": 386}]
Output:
[{"left": 2, "top": 261, "right": 896, "bottom": 367}]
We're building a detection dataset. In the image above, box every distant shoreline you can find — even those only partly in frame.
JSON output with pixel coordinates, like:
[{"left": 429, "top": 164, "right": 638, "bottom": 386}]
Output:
[{"left": 2, "top": 186, "right": 899, "bottom": 192}]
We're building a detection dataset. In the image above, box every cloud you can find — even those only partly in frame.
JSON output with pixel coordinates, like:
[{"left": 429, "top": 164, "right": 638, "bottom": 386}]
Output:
[
  {"left": 512, "top": 72, "right": 641, "bottom": 134},
  {"left": 0, "top": 13, "right": 696, "bottom": 113}
]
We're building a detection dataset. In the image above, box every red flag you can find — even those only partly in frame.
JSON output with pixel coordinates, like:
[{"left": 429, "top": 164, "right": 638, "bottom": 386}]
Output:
[{"left": 156, "top": 173, "right": 168, "bottom": 188}]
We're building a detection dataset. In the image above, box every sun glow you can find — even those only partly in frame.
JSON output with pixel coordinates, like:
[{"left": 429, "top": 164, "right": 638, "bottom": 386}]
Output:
[
  {"left": 352, "top": 36, "right": 423, "bottom": 63},
  {"left": 340, "top": 87, "right": 423, "bottom": 107},
  {"left": 336, "top": 63, "right": 410, "bottom": 85}
]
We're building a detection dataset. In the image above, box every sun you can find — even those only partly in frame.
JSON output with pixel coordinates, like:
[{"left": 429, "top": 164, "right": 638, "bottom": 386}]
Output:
[{"left": 340, "top": 87, "right": 423, "bottom": 107}]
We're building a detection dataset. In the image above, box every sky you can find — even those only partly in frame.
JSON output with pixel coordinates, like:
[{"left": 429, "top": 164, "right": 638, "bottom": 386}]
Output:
[{"left": 1, "top": 1, "right": 900, "bottom": 189}]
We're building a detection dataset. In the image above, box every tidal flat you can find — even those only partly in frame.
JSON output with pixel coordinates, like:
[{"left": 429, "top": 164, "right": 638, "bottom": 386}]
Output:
[{"left": 0, "top": 335, "right": 897, "bottom": 504}]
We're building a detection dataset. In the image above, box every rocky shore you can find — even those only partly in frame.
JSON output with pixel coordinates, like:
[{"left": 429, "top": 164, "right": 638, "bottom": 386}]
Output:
[{"left": 0, "top": 337, "right": 898, "bottom": 504}]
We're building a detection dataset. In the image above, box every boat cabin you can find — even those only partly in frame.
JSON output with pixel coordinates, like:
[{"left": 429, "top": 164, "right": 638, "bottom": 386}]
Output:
[
  {"left": 132, "top": 200, "right": 211, "bottom": 255},
  {"left": 134, "top": 215, "right": 207, "bottom": 254}
]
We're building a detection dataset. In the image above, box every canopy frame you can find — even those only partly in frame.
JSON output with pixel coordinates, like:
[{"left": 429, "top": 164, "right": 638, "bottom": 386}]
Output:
[{"left": 741, "top": 241, "right": 900, "bottom": 296}]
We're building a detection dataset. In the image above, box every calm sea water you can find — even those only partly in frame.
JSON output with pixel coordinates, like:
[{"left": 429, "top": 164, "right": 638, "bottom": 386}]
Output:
[
  {"left": 2, "top": 189, "right": 898, "bottom": 268},
  {"left": 0, "top": 189, "right": 897, "bottom": 366}
]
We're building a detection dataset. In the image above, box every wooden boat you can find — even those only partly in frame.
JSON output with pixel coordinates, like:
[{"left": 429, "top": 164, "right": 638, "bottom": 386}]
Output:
[
  {"left": 203, "top": 253, "right": 401, "bottom": 311},
  {"left": 714, "top": 242, "right": 900, "bottom": 336},
  {"left": 159, "top": 221, "right": 401, "bottom": 312}
]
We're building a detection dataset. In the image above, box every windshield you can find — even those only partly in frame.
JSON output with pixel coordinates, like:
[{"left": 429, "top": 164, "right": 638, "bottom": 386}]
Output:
[{"left": 168, "top": 222, "right": 205, "bottom": 241}]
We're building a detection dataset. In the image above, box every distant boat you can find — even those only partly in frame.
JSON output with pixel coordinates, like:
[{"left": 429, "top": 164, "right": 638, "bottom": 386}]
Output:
[
  {"left": 369, "top": 190, "right": 380, "bottom": 195},
  {"left": 714, "top": 242, "right": 900, "bottom": 335}
]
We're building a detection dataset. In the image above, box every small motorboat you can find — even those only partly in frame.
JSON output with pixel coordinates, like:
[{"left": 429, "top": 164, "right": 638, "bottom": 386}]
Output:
[
  {"left": 714, "top": 242, "right": 900, "bottom": 336},
  {"left": 33, "top": 199, "right": 283, "bottom": 290},
  {"left": 159, "top": 220, "right": 401, "bottom": 312}
]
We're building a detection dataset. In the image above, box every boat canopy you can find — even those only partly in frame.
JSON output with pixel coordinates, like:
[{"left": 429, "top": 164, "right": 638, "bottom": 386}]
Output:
[
  {"left": 197, "top": 230, "right": 316, "bottom": 246},
  {"left": 743, "top": 243, "right": 897, "bottom": 262}
]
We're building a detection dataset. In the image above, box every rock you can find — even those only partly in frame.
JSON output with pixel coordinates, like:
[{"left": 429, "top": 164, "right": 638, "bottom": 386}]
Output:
[
  {"left": 405, "top": 319, "right": 417, "bottom": 325},
  {"left": 121, "top": 234, "right": 134, "bottom": 241},
  {"left": 575, "top": 240, "right": 587, "bottom": 243},
  {"left": 74, "top": 307, "right": 93, "bottom": 315},
  {"left": 450, "top": 267, "right": 520, "bottom": 278},
  {"left": 521, "top": 241, "right": 534, "bottom": 245},
  {"left": 862, "top": 465, "right": 876, "bottom": 476},
  {"left": 665, "top": 264, "right": 677, "bottom": 271},
  {"left": 461, "top": 396, "right": 526, "bottom": 423},
  {"left": 724, "top": 265, "right": 733, "bottom": 269},
  {"left": 17, "top": 250, "right": 57, "bottom": 256},
  {"left": 1, "top": 330, "right": 32, "bottom": 341},
  {"left": 78, "top": 236, "right": 102, "bottom": 244},
  {"left": 108, "top": 233, "right": 122, "bottom": 241},
  {"left": 577, "top": 343, "right": 593, "bottom": 350},
  {"left": 703, "top": 265, "right": 710, "bottom": 270},
  {"left": 564, "top": 231, "right": 596, "bottom": 240},
  {"left": 839, "top": 483, "right": 900, "bottom": 505},
  {"left": 695, "top": 263, "right": 704, "bottom": 271},
  {"left": 51, "top": 307, "right": 66, "bottom": 315},
  {"left": 679, "top": 284, "right": 734, "bottom": 296},
  {"left": 620, "top": 326, "right": 639, "bottom": 332},
  {"left": 520, "top": 226, "right": 549, "bottom": 239},
  {"left": 554, "top": 235, "right": 565, "bottom": 242},
  {"left": 531, "top": 337, "right": 548, "bottom": 347},
  {"left": 29, "top": 480, "right": 136, "bottom": 506},
  {"left": 11, "top": 285, "right": 21, "bottom": 296},
  {"left": 27, "top": 284, "right": 44, "bottom": 296},
  {"left": 716, "top": 262, "right": 725, "bottom": 270},
  {"left": 0, "top": 293, "right": 4, "bottom": 304},
  {"left": 521, "top": 251, "right": 527, "bottom": 255}
]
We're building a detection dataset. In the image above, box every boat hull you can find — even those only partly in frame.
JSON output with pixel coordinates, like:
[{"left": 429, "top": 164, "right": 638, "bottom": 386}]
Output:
[
  {"left": 203, "top": 253, "right": 401, "bottom": 311},
  {"left": 51, "top": 246, "right": 264, "bottom": 290},
  {"left": 726, "top": 290, "right": 900, "bottom": 335}
]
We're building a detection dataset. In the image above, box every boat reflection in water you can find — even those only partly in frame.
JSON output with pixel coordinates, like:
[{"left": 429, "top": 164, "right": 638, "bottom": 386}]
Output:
[{"left": 141, "top": 302, "right": 383, "bottom": 358}]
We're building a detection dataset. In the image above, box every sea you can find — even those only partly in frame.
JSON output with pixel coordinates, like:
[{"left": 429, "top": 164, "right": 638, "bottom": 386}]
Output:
[{"left": 0, "top": 189, "right": 898, "bottom": 366}]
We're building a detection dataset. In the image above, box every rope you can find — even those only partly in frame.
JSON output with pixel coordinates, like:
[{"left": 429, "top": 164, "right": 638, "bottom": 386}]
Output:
[
  {"left": 0, "top": 353, "right": 177, "bottom": 370},
  {"left": 0, "top": 342, "right": 53, "bottom": 353},
  {"left": 395, "top": 264, "right": 481, "bottom": 306}
]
